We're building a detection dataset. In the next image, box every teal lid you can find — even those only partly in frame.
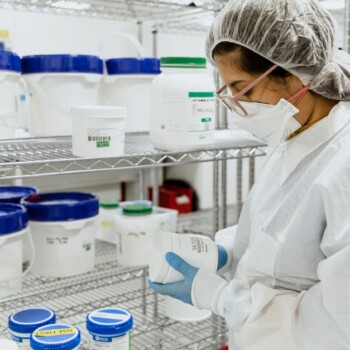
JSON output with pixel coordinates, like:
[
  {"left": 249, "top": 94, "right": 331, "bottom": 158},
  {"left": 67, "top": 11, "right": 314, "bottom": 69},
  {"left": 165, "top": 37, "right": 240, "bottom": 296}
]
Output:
[
  {"left": 123, "top": 204, "right": 152, "bottom": 216},
  {"left": 100, "top": 200, "right": 119, "bottom": 209},
  {"left": 160, "top": 57, "right": 206, "bottom": 69}
]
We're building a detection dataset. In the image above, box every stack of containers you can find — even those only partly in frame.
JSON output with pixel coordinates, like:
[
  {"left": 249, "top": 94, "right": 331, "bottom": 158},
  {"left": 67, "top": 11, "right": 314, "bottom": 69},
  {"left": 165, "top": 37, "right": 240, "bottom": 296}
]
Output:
[
  {"left": 21, "top": 54, "right": 103, "bottom": 136},
  {"left": 150, "top": 57, "right": 216, "bottom": 150},
  {"left": 21, "top": 192, "right": 99, "bottom": 277},
  {"left": 99, "top": 57, "right": 160, "bottom": 132},
  {"left": 0, "top": 50, "right": 22, "bottom": 139}
]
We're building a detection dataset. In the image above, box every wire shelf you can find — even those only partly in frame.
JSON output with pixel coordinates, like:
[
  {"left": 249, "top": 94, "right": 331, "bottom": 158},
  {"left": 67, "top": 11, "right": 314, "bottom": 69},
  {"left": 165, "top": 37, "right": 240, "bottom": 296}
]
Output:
[{"left": 0, "top": 131, "right": 266, "bottom": 179}]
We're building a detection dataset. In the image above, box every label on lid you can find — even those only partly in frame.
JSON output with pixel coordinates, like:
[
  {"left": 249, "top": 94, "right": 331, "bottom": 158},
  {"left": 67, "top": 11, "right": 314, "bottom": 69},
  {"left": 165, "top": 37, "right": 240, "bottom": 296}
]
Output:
[{"left": 34, "top": 327, "right": 76, "bottom": 337}]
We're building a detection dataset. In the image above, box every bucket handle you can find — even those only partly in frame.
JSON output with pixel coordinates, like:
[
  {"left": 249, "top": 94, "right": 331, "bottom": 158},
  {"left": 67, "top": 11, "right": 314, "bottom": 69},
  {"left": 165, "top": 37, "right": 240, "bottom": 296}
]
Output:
[{"left": 99, "top": 32, "right": 146, "bottom": 59}]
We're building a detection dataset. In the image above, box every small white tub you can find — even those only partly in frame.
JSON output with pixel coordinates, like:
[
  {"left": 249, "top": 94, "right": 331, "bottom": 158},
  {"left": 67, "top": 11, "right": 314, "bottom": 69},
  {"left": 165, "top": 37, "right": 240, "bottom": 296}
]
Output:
[
  {"left": 86, "top": 307, "right": 133, "bottom": 350},
  {"left": 0, "top": 50, "right": 22, "bottom": 139},
  {"left": 71, "top": 105, "right": 126, "bottom": 158},
  {"left": 21, "top": 54, "right": 103, "bottom": 137},
  {"left": 8, "top": 308, "right": 56, "bottom": 349},
  {"left": 21, "top": 192, "right": 99, "bottom": 277},
  {"left": 0, "top": 203, "right": 30, "bottom": 298},
  {"left": 100, "top": 58, "right": 160, "bottom": 132},
  {"left": 30, "top": 324, "right": 80, "bottom": 350}
]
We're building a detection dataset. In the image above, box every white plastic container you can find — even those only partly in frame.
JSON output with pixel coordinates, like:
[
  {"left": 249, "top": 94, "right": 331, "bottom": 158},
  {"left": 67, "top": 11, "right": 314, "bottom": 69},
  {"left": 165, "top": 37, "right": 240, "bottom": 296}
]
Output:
[
  {"left": 0, "top": 339, "right": 18, "bottom": 350},
  {"left": 98, "top": 200, "right": 120, "bottom": 244},
  {"left": 0, "top": 203, "right": 31, "bottom": 298},
  {"left": 71, "top": 105, "right": 126, "bottom": 158},
  {"left": 0, "top": 50, "right": 22, "bottom": 139},
  {"left": 100, "top": 58, "right": 160, "bottom": 132},
  {"left": 116, "top": 204, "right": 161, "bottom": 266},
  {"left": 8, "top": 308, "right": 56, "bottom": 350},
  {"left": 86, "top": 307, "right": 133, "bottom": 350},
  {"left": 21, "top": 54, "right": 103, "bottom": 137},
  {"left": 30, "top": 324, "right": 80, "bottom": 350},
  {"left": 22, "top": 192, "right": 99, "bottom": 277},
  {"left": 150, "top": 57, "right": 216, "bottom": 151}
]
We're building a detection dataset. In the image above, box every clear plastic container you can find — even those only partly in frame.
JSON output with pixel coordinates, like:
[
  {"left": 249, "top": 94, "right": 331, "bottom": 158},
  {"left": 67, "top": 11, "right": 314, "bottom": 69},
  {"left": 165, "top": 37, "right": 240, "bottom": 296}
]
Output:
[
  {"left": 150, "top": 57, "right": 216, "bottom": 151},
  {"left": 86, "top": 307, "right": 133, "bottom": 350},
  {"left": 8, "top": 308, "right": 56, "bottom": 349},
  {"left": 30, "top": 324, "right": 80, "bottom": 350},
  {"left": 98, "top": 200, "right": 120, "bottom": 244}
]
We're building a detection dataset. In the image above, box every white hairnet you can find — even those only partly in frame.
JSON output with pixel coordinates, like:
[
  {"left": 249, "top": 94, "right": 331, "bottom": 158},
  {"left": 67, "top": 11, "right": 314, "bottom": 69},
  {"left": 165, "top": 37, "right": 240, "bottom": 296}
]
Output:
[{"left": 206, "top": 0, "right": 350, "bottom": 101}]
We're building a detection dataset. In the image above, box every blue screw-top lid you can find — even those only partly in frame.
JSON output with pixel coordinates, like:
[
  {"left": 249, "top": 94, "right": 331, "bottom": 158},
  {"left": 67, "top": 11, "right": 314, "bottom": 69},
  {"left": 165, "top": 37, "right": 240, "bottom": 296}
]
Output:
[
  {"left": 0, "top": 203, "right": 28, "bottom": 235},
  {"left": 8, "top": 308, "right": 56, "bottom": 334},
  {"left": 30, "top": 324, "right": 81, "bottom": 350},
  {"left": 21, "top": 192, "right": 99, "bottom": 222},
  {"left": 0, "top": 186, "right": 38, "bottom": 204},
  {"left": 0, "top": 50, "right": 21, "bottom": 72},
  {"left": 22, "top": 54, "right": 103, "bottom": 74},
  {"left": 86, "top": 308, "right": 133, "bottom": 336},
  {"left": 106, "top": 57, "right": 160, "bottom": 75}
]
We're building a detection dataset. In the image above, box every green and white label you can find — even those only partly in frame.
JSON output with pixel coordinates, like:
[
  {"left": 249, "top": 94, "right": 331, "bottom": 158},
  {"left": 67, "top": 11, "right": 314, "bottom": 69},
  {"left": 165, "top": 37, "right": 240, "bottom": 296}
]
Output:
[{"left": 188, "top": 92, "right": 215, "bottom": 132}]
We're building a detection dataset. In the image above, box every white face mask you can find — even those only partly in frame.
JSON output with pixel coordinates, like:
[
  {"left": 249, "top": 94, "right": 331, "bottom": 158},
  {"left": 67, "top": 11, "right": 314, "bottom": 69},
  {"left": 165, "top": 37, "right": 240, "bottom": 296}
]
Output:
[{"left": 230, "top": 98, "right": 302, "bottom": 148}]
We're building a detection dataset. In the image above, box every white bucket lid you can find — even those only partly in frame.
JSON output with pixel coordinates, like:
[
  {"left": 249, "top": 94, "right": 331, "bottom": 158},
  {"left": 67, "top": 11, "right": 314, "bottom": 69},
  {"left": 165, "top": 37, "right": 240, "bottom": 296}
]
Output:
[
  {"left": 71, "top": 105, "right": 127, "bottom": 119},
  {"left": 149, "top": 231, "right": 173, "bottom": 282}
]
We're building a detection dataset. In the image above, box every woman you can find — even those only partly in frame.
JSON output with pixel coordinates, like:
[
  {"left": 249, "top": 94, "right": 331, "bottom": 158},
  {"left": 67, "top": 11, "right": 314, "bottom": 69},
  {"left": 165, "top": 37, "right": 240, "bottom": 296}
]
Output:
[{"left": 149, "top": 0, "right": 350, "bottom": 349}]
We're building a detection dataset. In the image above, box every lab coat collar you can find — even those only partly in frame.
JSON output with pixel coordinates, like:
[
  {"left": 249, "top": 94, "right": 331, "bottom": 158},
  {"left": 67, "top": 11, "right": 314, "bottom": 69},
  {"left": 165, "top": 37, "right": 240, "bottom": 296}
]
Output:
[{"left": 277, "top": 101, "right": 350, "bottom": 182}]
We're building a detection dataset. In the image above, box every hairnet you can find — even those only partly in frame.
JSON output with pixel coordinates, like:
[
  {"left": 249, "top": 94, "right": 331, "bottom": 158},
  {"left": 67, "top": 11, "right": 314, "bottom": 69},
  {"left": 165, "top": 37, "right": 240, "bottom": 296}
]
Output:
[{"left": 206, "top": 0, "right": 350, "bottom": 101}]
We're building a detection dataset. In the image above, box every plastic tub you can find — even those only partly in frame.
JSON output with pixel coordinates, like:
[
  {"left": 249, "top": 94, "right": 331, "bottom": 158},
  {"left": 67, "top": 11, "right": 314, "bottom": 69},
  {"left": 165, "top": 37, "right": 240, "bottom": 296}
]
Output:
[
  {"left": 8, "top": 308, "right": 56, "bottom": 349},
  {"left": 22, "top": 192, "right": 99, "bottom": 277},
  {"left": 86, "top": 307, "right": 133, "bottom": 350},
  {"left": 0, "top": 186, "right": 38, "bottom": 204},
  {"left": 71, "top": 105, "right": 126, "bottom": 158},
  {"left": 30, "top": 324, "right": 80, "bottom": 350},
  {"left": 0, "top": 339, "right": 18, "bottom": 350},
  {"left": 0, "top": 50, "right": 22, "bottom": 139},
  {"left": 98, "top": 200, "right": 120, "bottom": 244},
  {"left": 100, "top": 58, "right": 160, "bottom": 132},
  {"left": 116, "top": 204, "right": 160, "bottom": 266},
  {"left": 22, "top": 54, "right": 103, "bottom": 137},
  {"left": 0, "top": 203, "right": 30, "bottom": 298},
  {"left": 150, "top": 57, "right": 215, "bottom": 151}
]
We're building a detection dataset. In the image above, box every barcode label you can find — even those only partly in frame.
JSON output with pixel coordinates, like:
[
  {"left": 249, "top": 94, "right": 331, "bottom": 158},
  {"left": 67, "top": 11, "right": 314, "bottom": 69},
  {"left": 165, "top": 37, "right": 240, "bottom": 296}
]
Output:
[{"left": 88, "top": 136, "right": 111, "bottom": 141}]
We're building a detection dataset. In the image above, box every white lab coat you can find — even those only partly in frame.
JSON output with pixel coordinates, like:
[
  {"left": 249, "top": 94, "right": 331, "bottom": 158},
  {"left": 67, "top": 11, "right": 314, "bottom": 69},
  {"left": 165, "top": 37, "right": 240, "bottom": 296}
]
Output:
[{"left": 191, "top": 101, "right": 350, "bottom": 349}]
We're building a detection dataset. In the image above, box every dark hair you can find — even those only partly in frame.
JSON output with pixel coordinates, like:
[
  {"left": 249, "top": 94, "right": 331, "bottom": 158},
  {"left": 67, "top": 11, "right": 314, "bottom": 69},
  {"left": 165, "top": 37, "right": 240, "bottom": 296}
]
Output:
[{"left": 212, "top": 42, "right": 291, "bottom": 80}]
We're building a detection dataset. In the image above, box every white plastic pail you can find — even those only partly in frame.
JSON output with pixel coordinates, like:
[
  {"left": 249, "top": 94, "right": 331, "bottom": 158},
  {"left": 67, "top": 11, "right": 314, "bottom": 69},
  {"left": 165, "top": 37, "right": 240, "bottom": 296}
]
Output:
[
  {"left": 22, "top": 192, "right": 99, "bottom": 277},
  {"left": 71, "top": 105, "right": 126, "bottom": 158},
  {"left": 21, "top": 55, "right": 103, "bottom": 136}
]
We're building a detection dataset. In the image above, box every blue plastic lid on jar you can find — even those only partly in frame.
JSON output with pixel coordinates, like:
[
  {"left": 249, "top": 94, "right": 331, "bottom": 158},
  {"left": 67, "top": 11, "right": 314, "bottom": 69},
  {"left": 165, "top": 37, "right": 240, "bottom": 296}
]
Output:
[
  {"left": 21, "top": 54, "right": 103, "bottom": 74},
  {"left": 21, "top": 192, "right": 99, "bottom": 222},
  {"left": 0, "top": 50, "right": 21, "bottom": 72},
  {"left": 0, "top": 185, "right": 38, "bottom": 204},
  {"left": 106, "top": 57, "right": 161, "bottom": 75},
  {"left": 30, "top": 324, "right": 81, "bottom": 350},
  {"left": 8, "top": 308, "right": 56, "bottom": 334},
  {"left": 0, "top": 203, "right": 28, "bottom": 235},
  {"left": 86, "top": 308, "right": 133, "bottom": 336}
]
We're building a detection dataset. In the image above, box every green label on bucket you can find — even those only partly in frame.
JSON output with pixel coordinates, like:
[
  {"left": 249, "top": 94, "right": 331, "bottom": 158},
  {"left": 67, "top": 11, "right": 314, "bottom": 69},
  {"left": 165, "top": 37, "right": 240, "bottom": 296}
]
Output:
[
  {"left": 201, "top": 118, "right": 212, "bottom": 122},
  {"left": 189, "top": 92, "right": 214, "bottom": 98},
  {"left": 97, "top": 141, "right": 110, "bottom": 148}
]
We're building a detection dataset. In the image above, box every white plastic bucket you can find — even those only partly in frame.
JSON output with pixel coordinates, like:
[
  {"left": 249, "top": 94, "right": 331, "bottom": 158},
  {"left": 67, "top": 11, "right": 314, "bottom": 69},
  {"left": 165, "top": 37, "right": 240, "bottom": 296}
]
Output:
[
  {"left": 22, "top": 192, "right": 99, "bottom": 277},
  {"left": 22, "top": 55, "right": 103, "bottom": 137},
  {"left": 71, "top": 105, "right": 126, "bottom": 158},
  {"left": 0, "top": 203, "right": 33, "bottom": 299},
  {"left": 0, "top": 50, "right": 22, "bottom": 139}
]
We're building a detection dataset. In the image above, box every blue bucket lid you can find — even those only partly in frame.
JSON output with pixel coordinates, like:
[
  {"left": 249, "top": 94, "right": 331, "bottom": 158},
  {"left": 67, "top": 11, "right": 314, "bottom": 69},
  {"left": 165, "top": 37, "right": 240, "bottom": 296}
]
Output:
[
  {"left": 106, "top": 57, "right": 160, "bottom": 75},
  {"left": 0, "top": 203, "right": 28, "bottom": 235},
  {"left": 30, "top": 324, "right": 80, "bottom": 350},
  {"left": 21, "top": 192, "right": 99, "bottom": 222},
  {"left": 0, "top": 186, "right": 38, "bottom": 204},
  {"left": 22, "top": 54, "right": 103, "bottom": 74},
  {"left": 86, "top": 308, "right": 133, "bottom": 336},
  {"left": 9, "top": 308, "right": 56, "bottom": 334},
  {"left": 0, "top": 50, "right": 21, "bottom": 72}
]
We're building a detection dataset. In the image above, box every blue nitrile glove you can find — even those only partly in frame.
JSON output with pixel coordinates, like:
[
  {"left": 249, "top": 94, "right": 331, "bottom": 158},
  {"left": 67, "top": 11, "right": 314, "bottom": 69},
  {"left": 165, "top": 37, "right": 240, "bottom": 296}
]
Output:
[
  {"left": 217, "top": 244, "right": 228, "bottom": 270},
  {"left": 148, "top": 252, "right": 199, "bottom": 305}
]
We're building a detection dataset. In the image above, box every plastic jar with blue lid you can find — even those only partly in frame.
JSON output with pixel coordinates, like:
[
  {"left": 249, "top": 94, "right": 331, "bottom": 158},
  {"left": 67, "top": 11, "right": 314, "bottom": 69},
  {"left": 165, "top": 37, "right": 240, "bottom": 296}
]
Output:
[
  {"left": 8, "top": 308, "right": 56, "bottom": 349},
  {"left": 86, "top": 308, "right": 133, "bottom": 350},
  {"left": 30, "top": 324, "right": 80, "bottom": 350},
  {"left": 0, "top": 186, "right": 38, "bottom": 204},
  {"left": 21, "top": 192, "right": 99, "bottom": 277}
]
